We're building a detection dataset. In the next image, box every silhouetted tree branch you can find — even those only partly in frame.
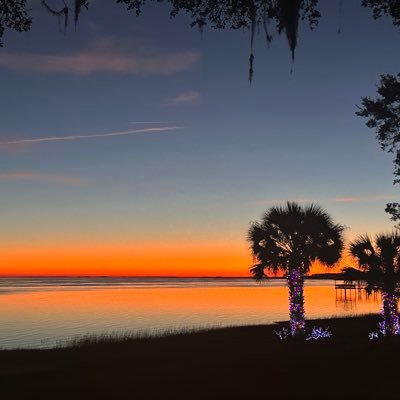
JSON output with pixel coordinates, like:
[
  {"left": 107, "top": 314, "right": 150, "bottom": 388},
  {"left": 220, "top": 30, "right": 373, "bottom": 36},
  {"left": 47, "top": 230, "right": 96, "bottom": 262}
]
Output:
[
  {"left": 1, "top": 1, "right": 400, "bottom": 81},
  {"left": 0, "top": 0, "right": 31, "bottom": 47},
  {"left": 119, "top": 0, "right": 321, "bottom": 81},
  {"left": 41, "top": 0, "right": 69, "bottom": 33},
  {"left": 361, "top": 0, "right": 400, "bottom": 26},
  {"left": 357, "top": 74, "right": 400, "bottom": 223}
]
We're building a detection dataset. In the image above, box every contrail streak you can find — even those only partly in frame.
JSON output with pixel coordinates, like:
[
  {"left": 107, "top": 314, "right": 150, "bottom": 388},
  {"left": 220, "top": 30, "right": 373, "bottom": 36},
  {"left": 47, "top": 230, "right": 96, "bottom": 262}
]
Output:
[
  {"left": 0, "top": 126, "right": 183, "bottom": 145},
  {"left": 129, "top": 121, "right": 177, "bottom": 124}
]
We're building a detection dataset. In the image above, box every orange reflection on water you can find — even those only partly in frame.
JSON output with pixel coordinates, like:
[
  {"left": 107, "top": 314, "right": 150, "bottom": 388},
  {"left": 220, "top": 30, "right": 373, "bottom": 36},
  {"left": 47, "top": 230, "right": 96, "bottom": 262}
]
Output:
[{"left": 0, "top": 281, "right": 382, "bottom": 349}]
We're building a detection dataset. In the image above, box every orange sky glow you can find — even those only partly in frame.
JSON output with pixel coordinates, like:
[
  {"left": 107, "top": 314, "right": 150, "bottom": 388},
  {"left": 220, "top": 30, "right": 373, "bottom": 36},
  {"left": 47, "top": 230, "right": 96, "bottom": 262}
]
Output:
[{"left": 0, "top": 240, "right": 356, "bottom": 277}]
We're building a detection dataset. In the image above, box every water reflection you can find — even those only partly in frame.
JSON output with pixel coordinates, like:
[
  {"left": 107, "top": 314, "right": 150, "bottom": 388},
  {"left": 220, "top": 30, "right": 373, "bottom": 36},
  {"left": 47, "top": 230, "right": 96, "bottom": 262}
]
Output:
[
  {"left": 0, "top": 278, "right": 382, "bottom": 349},
  {"left": 335, "top": 284, "right": 380, "bottom": 312}
]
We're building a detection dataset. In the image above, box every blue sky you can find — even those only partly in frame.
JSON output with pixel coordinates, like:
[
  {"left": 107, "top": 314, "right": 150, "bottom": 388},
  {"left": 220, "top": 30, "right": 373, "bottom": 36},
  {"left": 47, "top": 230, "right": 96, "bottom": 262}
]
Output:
[{"left": 0, "top": 1, "right": 399, "bottom": 274}]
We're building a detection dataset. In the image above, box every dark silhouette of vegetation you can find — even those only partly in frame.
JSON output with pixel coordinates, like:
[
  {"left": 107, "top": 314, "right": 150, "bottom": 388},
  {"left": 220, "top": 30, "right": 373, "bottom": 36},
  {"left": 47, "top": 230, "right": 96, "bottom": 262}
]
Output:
[
  {"left": 357, "top": 74, "right": 400, "bottom": 224},
  {"left": 247, "top": 201, "right": 344, "bottom": 337},
  {"left": 1, "top": 1, "right": 400, "bottom": 81},
  {"left": 341, "top": 266, "right": 365, "bottom": 282},
  {"left": 362, "top": 0, "right": 400, "bottom": 26},
  {"left": 0, "top": 0, "right": 31, "bottom": 47},
  {"left": 41, "top": 0, "right": 89, "bottom": 33},
  {"left": 2, "top": 315, "right": 398, "bottom": 400},
  {"left": 345, "top": 233, "right": 400, "bottom": 336}
]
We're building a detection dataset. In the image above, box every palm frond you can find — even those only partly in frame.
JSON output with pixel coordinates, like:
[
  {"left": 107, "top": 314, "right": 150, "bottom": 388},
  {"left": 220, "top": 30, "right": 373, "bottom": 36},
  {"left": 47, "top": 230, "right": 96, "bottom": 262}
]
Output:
[
  {"left": 349, "top": 235, "right": 378, "bottom": 269},
  {"left": 341, "top": 266, "right": 365, "bottom": 283},
  {"left": 249, "top": 263, "right": 266, "bottom": 281},
  {"left": 349, "top": 232, "right": 400, "bottom": 293},
  {"left": 247, "top": 201, "right": 344, "bottom": 278}
]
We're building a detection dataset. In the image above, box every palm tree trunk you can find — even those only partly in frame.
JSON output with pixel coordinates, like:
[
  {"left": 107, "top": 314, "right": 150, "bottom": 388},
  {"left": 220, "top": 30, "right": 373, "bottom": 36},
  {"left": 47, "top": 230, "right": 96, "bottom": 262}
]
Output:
[
  {"left": 381, "top": 291, "right": 399, "bottom": 336},
  {"left": 287, "top": 268, "right": 305, "bottom": 337}
]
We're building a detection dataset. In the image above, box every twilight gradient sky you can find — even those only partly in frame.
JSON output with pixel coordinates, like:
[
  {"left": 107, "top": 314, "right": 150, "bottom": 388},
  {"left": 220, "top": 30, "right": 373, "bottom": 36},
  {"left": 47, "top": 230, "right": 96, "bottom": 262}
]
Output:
[{"left": 0, "top": 1, "right": 399, "bottom": 276}]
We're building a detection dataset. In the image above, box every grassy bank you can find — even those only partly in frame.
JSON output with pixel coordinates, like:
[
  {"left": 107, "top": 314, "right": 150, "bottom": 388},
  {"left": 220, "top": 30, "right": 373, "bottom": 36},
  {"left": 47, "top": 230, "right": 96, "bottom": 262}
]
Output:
[{"left": 1, "top": 314, "right": 400, "bottom": 399}]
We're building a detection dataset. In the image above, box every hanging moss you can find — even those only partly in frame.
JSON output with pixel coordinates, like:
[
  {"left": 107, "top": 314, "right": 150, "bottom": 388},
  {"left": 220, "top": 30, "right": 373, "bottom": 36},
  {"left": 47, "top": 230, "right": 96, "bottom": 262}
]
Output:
[{"left": 2, "top": 1, "right": 400, "bottom": 81}]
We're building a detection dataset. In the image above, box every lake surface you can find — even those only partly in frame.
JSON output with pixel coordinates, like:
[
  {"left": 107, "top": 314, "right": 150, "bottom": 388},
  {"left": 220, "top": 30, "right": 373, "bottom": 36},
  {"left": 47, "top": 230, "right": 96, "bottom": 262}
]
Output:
[{"left": 0, "top": 277, "right": 381, "bottom": 349}]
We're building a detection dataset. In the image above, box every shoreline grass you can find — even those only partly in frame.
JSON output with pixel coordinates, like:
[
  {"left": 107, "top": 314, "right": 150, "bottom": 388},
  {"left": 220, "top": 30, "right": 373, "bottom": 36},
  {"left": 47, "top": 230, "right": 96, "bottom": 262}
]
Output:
[
  {"left": 2, "top": 314, "right": 399, "bottom": 400},
  {"left": 62, "top": 313, "right": 377, "bottom": 348}
]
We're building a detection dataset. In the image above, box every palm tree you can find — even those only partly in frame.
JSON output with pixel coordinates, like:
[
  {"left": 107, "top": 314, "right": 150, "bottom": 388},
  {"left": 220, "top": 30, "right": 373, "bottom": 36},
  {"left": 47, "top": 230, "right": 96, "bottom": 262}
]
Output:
[
  {"left": 341, "top": 266, "right": 365, "bottom": 283},
  {"left": 247, "top": 201, "right": 344, "bottom": 337},
  {"left": 348, "top": 233, "right": 400, "bottom": 336}
]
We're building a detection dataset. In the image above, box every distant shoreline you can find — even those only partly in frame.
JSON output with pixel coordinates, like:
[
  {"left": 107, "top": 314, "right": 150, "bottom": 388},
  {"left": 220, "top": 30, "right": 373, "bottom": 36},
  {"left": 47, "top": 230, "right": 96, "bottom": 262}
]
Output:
[{"left": 0, "top": 273, "right": 344, "bottom": 279}]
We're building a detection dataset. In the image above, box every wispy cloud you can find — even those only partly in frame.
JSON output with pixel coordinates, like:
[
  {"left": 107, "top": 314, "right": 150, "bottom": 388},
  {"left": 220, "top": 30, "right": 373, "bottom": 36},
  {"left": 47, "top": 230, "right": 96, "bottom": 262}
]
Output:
[
  {"left": 333, "top": 197, "right": 359, "bottom": 203},
  {"left": 0, "top": 172, "right": 83, "bottom": 185},
  {"left": 251, "top": 198, "right": 315, "bottom": 206},
  {"left": 0, "top": 126, "right": 183, "bottom": 146},
  {"left": 251, "top": 195, "right": 398, "bottom": 207},
  {"left": 0, "top": 37, "right": 200, "bottom": 75},
  {"left": 332, "top": 195, "right": 397, "bottom": 203},
  {"left": 166, "top": 91, "right": 201, "bottom": 106}
]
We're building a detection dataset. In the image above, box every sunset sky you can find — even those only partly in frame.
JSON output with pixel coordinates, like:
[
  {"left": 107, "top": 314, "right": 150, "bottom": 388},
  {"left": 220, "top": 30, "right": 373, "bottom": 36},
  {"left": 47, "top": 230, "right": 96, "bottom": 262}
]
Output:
[{"left": 0, "top": 1, "right": 399, "bottom": 276}]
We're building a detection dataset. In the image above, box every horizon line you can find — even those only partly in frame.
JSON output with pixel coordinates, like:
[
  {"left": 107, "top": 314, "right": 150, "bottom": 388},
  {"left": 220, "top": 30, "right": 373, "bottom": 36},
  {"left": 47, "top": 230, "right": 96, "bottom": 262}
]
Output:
[{"left": 0, "top": 273, "right": 341, "bottom": 279}]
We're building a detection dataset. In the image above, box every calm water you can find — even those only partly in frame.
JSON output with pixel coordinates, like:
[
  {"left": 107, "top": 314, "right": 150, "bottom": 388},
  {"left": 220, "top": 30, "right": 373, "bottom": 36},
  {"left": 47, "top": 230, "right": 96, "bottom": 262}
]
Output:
[{"left": 0, "top": 277, "right": 381, "bottom": 349}]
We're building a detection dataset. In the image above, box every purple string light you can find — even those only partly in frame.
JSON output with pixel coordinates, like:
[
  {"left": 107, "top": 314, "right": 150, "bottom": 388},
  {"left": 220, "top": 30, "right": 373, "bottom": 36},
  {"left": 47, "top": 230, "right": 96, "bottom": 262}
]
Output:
[
  {"left": 287, "top": 268, "right": 305, "bottom": 336},
  {"left": 381, "top": 291, "right": 399, "bottom": 336}
]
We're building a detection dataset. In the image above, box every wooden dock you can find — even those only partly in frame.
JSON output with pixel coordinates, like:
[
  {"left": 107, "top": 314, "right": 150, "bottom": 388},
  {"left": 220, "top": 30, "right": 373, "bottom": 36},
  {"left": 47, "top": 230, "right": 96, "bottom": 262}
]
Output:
[
  {"left": 335, "top": 282, "right": 357, "bottom": 290},
  {"left": 335, "top": 280, "right": 366, "bottom": 301}
]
